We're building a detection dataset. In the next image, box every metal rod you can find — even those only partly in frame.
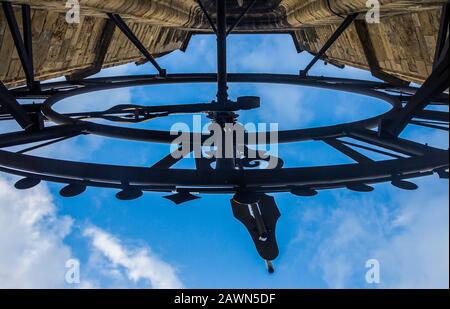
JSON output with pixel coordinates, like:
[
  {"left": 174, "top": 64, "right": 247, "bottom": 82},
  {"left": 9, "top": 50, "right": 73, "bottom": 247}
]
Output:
[
  {"left": 250, "top": 203, "right": 269, "bottom": 240},
  {"left": 0, "top": 81, "right": 34, "bottom": 130},
  {"left": 340, "top": 140, "right": 405, "bottom": 159},
  {"left": 22, "top": 4, "right": 40, "bottom": 91},
  {"left": 300, "top": 14, "right": 358, "bottom": 76},
  {"left": 197, "top": 0, "right": 217, "bottom": 33},
  {"left": 0, "top": 124, "right": 83, "bottom": 148},
  {"left": 2, "top": 2, "right": 35, "bottom": 90},
  {"left": 381, "top": 46, "right": 449, "bottom": 137},
  {"left": 324, "top": 138, "right": 374, "bottom": 164},
  {"left": 64, "top": 100, "right": 257, "bottom": 120},
  {"left": 214, "top": 0, "right": 235, "bottom": 171},
  {"left": 107, "top": 13, "right": 166, "bottom": 76},
  {"left": 414, "top": 110, "right": 449, "bottom": 123},
  {"left": 409, "top": 120, "right": 449, "bottom": 131},
  {"left": 347, "top": 129, "right": 434, "bottom": 157},
  {"left": 17, "top": 133, "right": 80, "bottom": 154},
  {"left": 21, "top": 4, "right": 37, "bottom": 89},
  {"left": 226, "top": 0, "right": 257, "bottom": 36},
  {"left": 216, "top": 0, "right": 228, "bottom": 106},
  {"left": 21, "top": 5, "right": 32, "bottom": 58}
]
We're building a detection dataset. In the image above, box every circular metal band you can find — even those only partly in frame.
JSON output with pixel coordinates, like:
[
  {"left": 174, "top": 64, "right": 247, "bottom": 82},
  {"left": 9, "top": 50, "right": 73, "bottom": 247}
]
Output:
[
  {"left": 41, "top": 74, "right": 401, "bottom": 144},
  {"left": 0, "top": 150, "right": 446, "bottom": 191},
  {"left": 0, "top": 74, "right": 447, "bottom": 193}
]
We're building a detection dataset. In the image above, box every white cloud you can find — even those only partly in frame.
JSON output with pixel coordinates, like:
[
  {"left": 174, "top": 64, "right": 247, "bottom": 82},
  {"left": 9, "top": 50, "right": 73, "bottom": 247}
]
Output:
[
  {"left": 0, "top": 175, "right": 73, "bottom": 288},
  {"left": 164, "top": 37, "right": 216, "bottom": 73},
  {"left": 230, "top": 35, "right": 307, "bottom": 74},
  {"left": 292, "top": 176, "right": 449, "bottom": 289},
  {"left": 55, "top": 84, "right": 133, "bottom": 115},
  {"left": 0, "top": 174, "right": 183, "bottom": 289},
  {"left": 228, "top": 34, "right": 375, "bottom": 81},
  {"left": 287, "top": 114, "right": 449, "bottom": 289},
  {"left": 83, "top": 226, "right": 183, "bottom": 289},
  {"left": 373, "top": 189, "right": 449, "bottom": 288},
  {"left": 254, "top": 85, "right": 313, "bottom": 127}
]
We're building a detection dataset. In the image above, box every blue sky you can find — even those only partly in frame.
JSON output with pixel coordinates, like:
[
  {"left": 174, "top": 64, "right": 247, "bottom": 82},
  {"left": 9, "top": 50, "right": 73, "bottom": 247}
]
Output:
[{"left": 0, "top": 34, "right": 448, "bottom": 289}]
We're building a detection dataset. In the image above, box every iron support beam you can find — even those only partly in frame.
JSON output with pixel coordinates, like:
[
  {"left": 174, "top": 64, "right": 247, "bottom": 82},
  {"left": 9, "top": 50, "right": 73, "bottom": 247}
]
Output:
[
  {"left": 0, "top": 102, "right": 41, "bottom": 117},
  {"left": 380, "top": 45, "right": 449, "bottom": 137},
  {"left": 216, "top": 0, "right": 228, "bottom": 106},
  {"left": 2, "top": 2, "right": 38, "bottom": 91},
  {"left": 21, "top": 4, "right": 33, "bottom": 78},
  {"left": 107, "top": 13, "right": 166, "bottom": 76},
  {"left": 324, "top": 138, "right": 374, "bottom": 164},
  {"left": 0, "top": 81, "right": 34, "bottom": 130},
  {"left": 215, "top": 0, "right": 235, "bottom": 171},
  {"left": 409, "top": 120, "right": 449, "bottom": 131},
  {"left": 17, "top": 133, "right": 80, "bottom": 154},
  {"left": 414, "top": 110, "right": 449, "bottom": 123},
  {"left": 226, "top": 0, "right": 257, "bottom": 36},
  {"left": 348, "top": 129, "right": 439, "bottom": 157},
  {"left": 197, "top": 0, "right": 217, "bottom": 33},
  {"left": 340, "top": 140, "right": 404, "bottom": 159},
  {"left": 0, "top": 124, "right": 84, "bottom": 148},
  {"left": 307, "top": 51, "right": 345, "bottom": 69},
  {"left": 300, "top": 14, "right": 358, "bottom": 76}
]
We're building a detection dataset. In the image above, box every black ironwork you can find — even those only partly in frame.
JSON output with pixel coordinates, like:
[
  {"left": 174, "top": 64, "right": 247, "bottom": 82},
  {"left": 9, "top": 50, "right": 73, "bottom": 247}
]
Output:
[
  {"left": 380, "top": 44, "right": 449, "bottom": 137},
  {"left": 0, "top": 4, "right": 448, "bottom": 273},
  {"left": 232, "top": 193, "right": 281, "bottom": 267},
  {"left": 36, "top": 74, "right": 401, "bottom": 143},
  {"left": 300, "top": 14, "right": 358, "bottom": 76},
  {"left": 323, "top": 138, "right": 374, "bottom": 164},
  {"left": 107, "top": 13, "right": 166, "bottom": 76},
  {"left": 0, "top": 81, "right": 34, "bottom": 130},
  {"left": 0, "top": 124, "right": 84, "bottom": 148},
  {"left": 0, "top": 74, "right": 446, "bottom": 196},
  {"left": 17, "top": 133, "right": 81, "bottom": 154},
  {"left": 227, "top": 0, "right": 257, "bottom": 36},
  {"left": 197, "top": 0, "right": 217, "bottom": 33},
  {"left": 338, "top": 140, "right": 405, "bottom": 159},
  {"left": 1, "top": 2, "right": 39, "bottom": 91},
  {"left": 216, "top": 0, "right": 229, "bottom": 106},
  {"left": 409, "top": 120, "right": 449, "bottom": 131}
]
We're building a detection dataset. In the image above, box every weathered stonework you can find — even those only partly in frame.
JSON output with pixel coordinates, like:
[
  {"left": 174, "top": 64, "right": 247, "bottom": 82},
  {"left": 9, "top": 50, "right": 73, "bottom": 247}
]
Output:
[{"left": 0, "top": 0, "right": 447, "bottom": 86}]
